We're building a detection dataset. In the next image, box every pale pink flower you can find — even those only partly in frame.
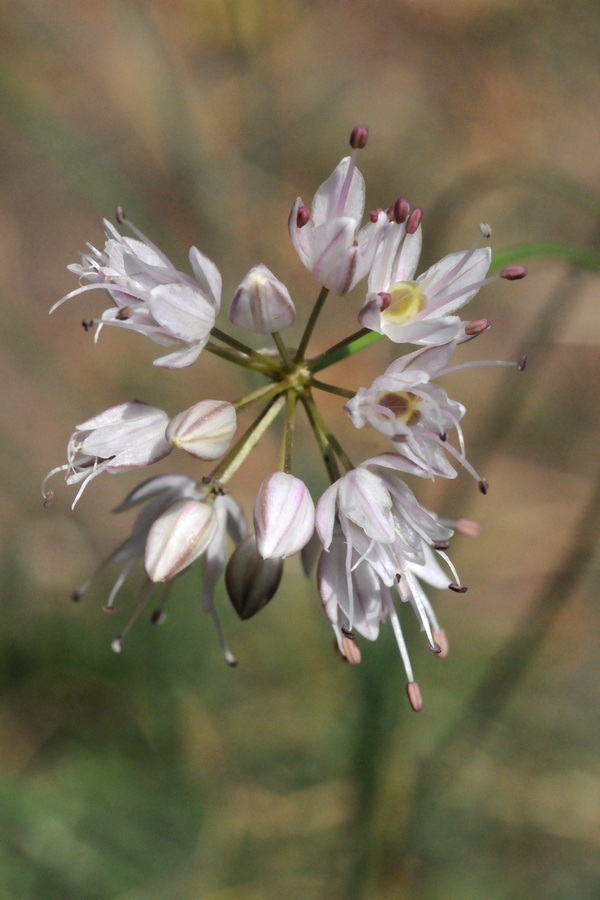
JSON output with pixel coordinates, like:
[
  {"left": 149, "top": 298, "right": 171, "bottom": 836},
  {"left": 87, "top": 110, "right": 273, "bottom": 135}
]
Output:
[
  {"left": 254, "top": 472, "right": 315, "bottom": 559},
  {"left": 145, "top": 498, "right": 218, "bottom": 583},
  {"left": 167, "top": 400, "right": 237, "bottom": 461}
]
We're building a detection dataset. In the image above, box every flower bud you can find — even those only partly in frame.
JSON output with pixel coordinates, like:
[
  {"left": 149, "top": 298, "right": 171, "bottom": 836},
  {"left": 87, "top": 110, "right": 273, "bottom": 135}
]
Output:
[
  {"left": 145, "top": 499, "right": 217, "bottom": 582},
  {"left": 166, "top": 400, "right": 237, "bottom": 461},
  {"left": 254, "top": 473, "right": 315, "bottom": 559},
  {"left": 229, "top": 264, "right": 295, "bottom": 334},
  {"left": 225, "top": 534, "right": 284, "bottom": 620}
]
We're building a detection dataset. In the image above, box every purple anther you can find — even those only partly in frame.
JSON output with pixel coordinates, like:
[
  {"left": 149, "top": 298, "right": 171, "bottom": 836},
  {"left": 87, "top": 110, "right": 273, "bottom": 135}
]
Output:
[
  {"left": 517, "top": 355, "right": 528, "bottom": 371},
  {"left": 370, "top": 209, "right": 382, "bottom": 223},
  {"left": 500, "top": 265, "right": 528, "bottom": 280},
  {"left": 465, "top": 318, "right": 490, "bottom": 336},
  {"left": 296, "top": 205, "right": 310, "bottom": 228},
  {"left": 448, "top": 583, "right": 468, "bottom": 593},
  {"left": 349, "top": 126, "right": 369, "bottom": 150},
  {"left": 406, "top": 206, "right": 422, "bottom": 234},
  {"left": 394, "top": 197, "right": 410, "bottom": 224},
  {"left": 378, "top": 291, "right": 392, "bottom": 311}
]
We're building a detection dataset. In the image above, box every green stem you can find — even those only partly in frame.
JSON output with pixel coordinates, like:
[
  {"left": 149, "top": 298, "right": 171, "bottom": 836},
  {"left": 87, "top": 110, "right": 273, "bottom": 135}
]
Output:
[
  {"left": 210, "top": 395, "right": 286, "bottom": 485},
  {"left": 271, "top": 331, "right": 293, "bottom": 369},
  {"left": 303, "top": 392, "right": 355, "bottom": 472},
  {"left": 490, "top": 241, "right": 600, "bottom": 274},
  {"left": 211, "top": 326, "right": 280, "bottom": 371},
  {"left": 311, "top": 378, "right": 356, "bottom": 400},
  {"left": 300, "top": 394, "right": 341, "bottom": 484},
  {"left": 233, "top": 380, "right": 287, "bottom": 412},
  {"left": 308, "top": 328, "right": 375, "bottom": 373},
  {"left": 295, "top": 286, "right": 329, "bottom": 362},
  {"left": 205, "top": 341, "right": 276, "bottom": 375},
  {"left": 281, "top": 390, "right": 298, "bottom": 474}
]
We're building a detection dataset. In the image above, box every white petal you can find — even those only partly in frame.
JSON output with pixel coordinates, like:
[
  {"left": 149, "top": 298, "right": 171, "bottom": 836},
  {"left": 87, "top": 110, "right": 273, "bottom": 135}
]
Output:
[
  {"left": 254, "top": 473, "right": 315, "bottom": 559},
  {"left": 149, "top": 282, "right": 216, "bottom": 342}
]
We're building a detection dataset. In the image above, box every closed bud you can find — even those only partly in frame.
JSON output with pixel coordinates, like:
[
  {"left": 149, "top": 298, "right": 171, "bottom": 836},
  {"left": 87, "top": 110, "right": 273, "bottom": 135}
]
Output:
[
  {"left": 145, "top": 499, "right": 217, "bottom": 582},
  {"left": 229, "top": 264, "right": 295, "bottom": 334},
  {"left": 166, "top": 400, "right": 237, "bottom": 461},
  {"left": 254, "top": 472, "right": 315, "bottom": 559},
  {"left": 225, "top": 534, "right": 284, "bottom": 620}
]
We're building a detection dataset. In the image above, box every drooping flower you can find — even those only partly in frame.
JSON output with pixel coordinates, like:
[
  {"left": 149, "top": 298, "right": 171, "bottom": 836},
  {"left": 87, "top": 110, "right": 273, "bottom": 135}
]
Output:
[
  {"left": 51, "top": 217, "right": 220, "bottom": 368},
  {"left": 167, "top": 400, "right": 237, "bottom": 461},
  {"left": 288, "top": 128, "right": 388, "bottom": 295},
  {"left": 254, "top": 472, "right": 316, "bottom": 559},
  {"left": 43, "top": 401, "right": 172, "bottom": 508},
  {"left": 229, "top": 264, "right": 295, "bottom": 333}
]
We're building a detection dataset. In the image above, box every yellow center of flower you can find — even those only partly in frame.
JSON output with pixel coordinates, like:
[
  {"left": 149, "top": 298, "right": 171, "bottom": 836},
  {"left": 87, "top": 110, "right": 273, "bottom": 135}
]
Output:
[
  {"left": 376, "top": 391, "right": 421, "bottom": 426},
  {"left": 381, "top": 282, "right": 426, "bottom": 325}
]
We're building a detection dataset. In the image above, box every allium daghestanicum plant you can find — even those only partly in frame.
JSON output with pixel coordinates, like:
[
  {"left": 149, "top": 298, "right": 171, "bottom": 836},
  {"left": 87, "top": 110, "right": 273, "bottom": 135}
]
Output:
[{"left": 44, "top": 127, "right": 527, "bottom": 711}]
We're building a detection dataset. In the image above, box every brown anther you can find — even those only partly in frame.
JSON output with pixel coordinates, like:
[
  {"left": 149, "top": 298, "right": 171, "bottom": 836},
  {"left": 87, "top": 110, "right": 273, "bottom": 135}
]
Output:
[
  {"left": 500, "top": 265, "right": 527, "bottom": 281},
  {"left": 430, "top": 641, "right": 442, "bottom": 654},
  {"left": 465, "top": 318, "right": 490, "bottom": 336},
  {"left": 455, "top": 517, "right": 481, "bottom": 538},
  {"left": 406, "top": 207, "right": 422, "bottom": 235},
  {"left": 116, "top": 206, "right": 127, "bottom": 224},
  {"left": 394, "top": 197, "right": 410, "bottom": 224},
  {"left": 102, "top": 605, "right": 118, "bottom": 615},
  {"left": 448, "top": 583, "right": 468, "bottom": 593},
  {"left": 350, "top": 126, "right": 369, "bottom": 150},
  {"left": 296, "top": 205, "right": 310, "bottom": 228},
  {"left": 479, "top": 223, "right": 492, "bottom": 238},
  {"left": 406, "top": 681, "right": 423, "bottom": 712},
  {"left": 116, "top": 307, "right": 131, "bottom": 320},
  {"left": 82, "top": 319, "right": 94, "bottom": 332},
  {"left": 378, "top": 291, "right": 392, "bottom": 311},
  {"left": 151, "top": 609, "right": 167, "bottom": 625},
  {"left": 439, "top": 431, "right": 447, "bottom": 442},
  {"left": 433, "top": 540, "right": 450, "bottom": 551},
  {"left": 43, "top": 491, "right": 54, "bottom": 508},
  {"left": 517, "top": 355, "right": 528, "bottom": 371},
  {"left": 432, "top": 628, "right": 449, "bottom": 658},
  {"left": 342, "top": 635, "right": 362, "bottom": 665},
  {"left": 478, "top": 479, "right": 489, "bottom": 495},
  {"left": 71, "top": 590, "right": 81, "bottom": 603}
]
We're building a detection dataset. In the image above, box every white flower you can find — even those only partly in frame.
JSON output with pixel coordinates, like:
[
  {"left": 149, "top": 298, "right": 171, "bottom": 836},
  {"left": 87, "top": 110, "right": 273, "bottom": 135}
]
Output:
[
  {"left": 145, "top": 498, "right": 218, "bottom": 583},
  {"left": 254, "top": 472, "right": 316, "bottom": 559},
  {"left": 288, "top": 130, "right": 387, "bottom": 295},
  {"left": 229, "top": 264, "right": 295, "bottom": 333},
  {"left": 166, "top": 400, "right": 237, "bottom": 461},
  {"left": 43, "top": 401, "right": 172, "bottom": 508},
  {"left": 358, "top": 222, "right": 493, "bottom": 345},
  {"left": 51, "top": 218, "right": 220, "bottom": 368}
]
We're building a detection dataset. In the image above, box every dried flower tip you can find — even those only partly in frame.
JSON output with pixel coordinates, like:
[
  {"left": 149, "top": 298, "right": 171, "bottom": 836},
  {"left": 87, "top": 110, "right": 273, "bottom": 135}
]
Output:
[
  {"left": 101, "top": 605, "right": 118, "bottom": 615},
  {"left": 82, "top": 319, "right": 94, "bottom": 332},
  {"left": 115, "top": 206, "right": 127, "bottom": 224},
  {"left": 478, "top": 479, "right": 489, "bottom": 495},
  {"left": 479, "top": 222, "right": 492, "bottom": 238},
  {"left": 296, "top": 205, "right": 310, "bottom": 228},
  {"left": 43, "top": 490, "right": 54, "bottom": 508},
  {"left": 151, "top": 609, "right": 167, "bottom": 625},
  {"left": 406, "top": 207, "right": 422, "bottom": 234},
  {"left": 378, "top": 291, "right": 392, "bottom": 311},
  {"left": 433, "top": 628, "right": 449, "bottom": 658},
  {"left": 394, "top": 197, "right": 410, "bottom": 224},
  {"left": 517, "top": 355, "right": 528, "bottom": 371},
  {"left": 500, "top": 265, "right": 527, "bottom": 280},
  {"left": 342, "top": 634, "right": 362, "bottom": 665},
  {"left": 465, "top": 318, "right": 490, "bottom": 336},
  {"left": 349, "top": 126, "right": 369, "bottom": 149},
  {"left": 167, "top": 400, "right": 237, "bottom": 461},
  {"left": 448, "top": 582, "right": 468, "bottom": 593},
  {"left": 455, "top": 517, "right": 482, "bottom": 538},
  {"left": 433, "top": 540, "right": 450, "bottom": 551},
  {"left": 111, "top": 637, "right": 123, "bottom": 653},
  {"left": 406, "top": 681, "right": 423, "bottom": 712}
]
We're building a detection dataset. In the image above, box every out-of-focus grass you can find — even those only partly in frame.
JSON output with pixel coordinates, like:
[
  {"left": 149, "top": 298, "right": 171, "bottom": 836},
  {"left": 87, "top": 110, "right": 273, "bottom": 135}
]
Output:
[{"left": 1, "top": 0, "right": 600, "bottom": 897}]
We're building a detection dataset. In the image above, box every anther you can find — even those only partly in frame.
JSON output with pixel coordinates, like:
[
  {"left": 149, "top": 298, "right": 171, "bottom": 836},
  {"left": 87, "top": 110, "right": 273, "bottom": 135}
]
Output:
[
  {"left": 432, "top": 628, "right": 449, "bottom": 658},
  {"left": 151, "top": 609, "right": 167, "bottom": 625},
  {"left": 455, "top": 517, "right": 481, "bottom": 538},
  {"left": 479, "top": 223, "right": 492, "bottom": 238},
  {"left": 449, "top": 582, "right": 468, "bottom": 593},
  {"left": 439, "top": 431, "right": 447, "bottom": 442},
  {"left": 111, "top": 637, "right": 123, "bottom": 653},
  {"left": 517, "top": 355, "right": 528, "bottom": 371},
  {"left": 116, "top": 307, "right": 131, "bottom": 320},
  {"left": 406, "top": 207, "right": 422, "bottom": 234},
  {"left": 429, "top": 641, "right": 442, "bottom": 654},
  {"left": 102, "top": 605, "right": 117, "bottom": 615},
  {"left": 296, "top": 205, "right": 310, "bottom": 228},
  {"left": 71, "top": 589, "right": 81, "bottom": 603},
  {"left": 349, "top": 126, "right": 369, "bottom": 150},
  {"left": 43, "top": 490, "right": 54, "bottom": 508},
  {"left": 433, "top": 540, "right": 450, "bottom": 550},
  {"left": 500, "top": 265, "right": 527, "bottom": 281},
  {"left": 369, "top": 209, "right": 382, "bottom": 223},
  {"left": 406, "top": 681, "right": 423, "bottom": 712},
  {"left": 378, "top": 291, "right": 392, "bottom": 311},
  {"left": 394, "top": 197, "right": 410, "bottom": 224},
  {"left": 115, "top": 206, "right": 127, "bottom": 224},
  {"left": 342, "top": 635, "right": 362, "bottom": 665},
  {"left": 465, "top": 318, "right": 490, "bottom": 336},
  {"left": 478, "top": 479, "right": 489, "bottom": 494},
  {"left": 82, "top": 319, "right": 94, "bottom": 332}
]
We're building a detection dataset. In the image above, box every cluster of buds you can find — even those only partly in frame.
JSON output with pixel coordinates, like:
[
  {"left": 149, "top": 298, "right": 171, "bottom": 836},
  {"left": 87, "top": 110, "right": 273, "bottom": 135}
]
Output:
[{"left": 45, "top": 127, "right": 527, "bottom": 710}]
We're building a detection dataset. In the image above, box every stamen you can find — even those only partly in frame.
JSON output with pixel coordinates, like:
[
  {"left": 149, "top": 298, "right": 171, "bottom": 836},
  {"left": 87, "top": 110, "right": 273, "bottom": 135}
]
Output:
[
  {"left": 455, "top": 517, "right": 481, "bottom": 537},
  {"left": 449, "top": 583, "right": 468, "bottom": 593},
  {"left": 465, "top": 318, "right": 490, "bottom": 336},
  {"left": 110, "top": 577, "right": 154, "bottom": 652},
  {"left": 349, "top": 126, "right": 369, "bottom": 149},
  {"left": 406, "top": 681, "right": 423, "bottom": 712},
  {"left": 433, "top": 540, "right": 450, "bottom": 550},
  {"left": 432, "top": 628, "right": 449, "bottom": 658},
  {"left": 479, "top": 223, "right": 492, "bottom": 238},
  {"left": 82, "top": 319, "right": 94, "bottom": 332},
  {"left": 115, "top": 206, "right": 127, "bottom": 224},
  {"left": 341, "top": 632, "right": 361, "bottom": 665},
  {"left": 151, "top": 582, "right": 174, "bottom": 624},
  {"left": 394, "top": 197, "right": 410, "bottom": 224},
  {"left": 500, "top": 265, "right": 527, "bottom": 280},
  {"left": 378, "top": 291, "right": 392, "bottom": 311},
  {"left": 369, "top": 209, "right": 382, "bottom": 223},
  {"left": 436, "top": 359, "right": 521, "bottom": 377},
  {"left": 382, "top": 585, "right": 415, "bottom": 682},
  {"left": 296, "top": 205, "right": 310, "bottom": 228},
  {"left": 435, "top": 549, "right": 463, "bottom": 590},
  {"left": 406, "top": 207, "right": 422, "bottom": 235},
  {"left": 517, "top": 355, "right": 528, "bottom": 371},
  {"left": 478, "top": 479, "right": 489, "bottom": 494},
  {"left": 42, "top": 465, "right": 69, "bottom": 504}
]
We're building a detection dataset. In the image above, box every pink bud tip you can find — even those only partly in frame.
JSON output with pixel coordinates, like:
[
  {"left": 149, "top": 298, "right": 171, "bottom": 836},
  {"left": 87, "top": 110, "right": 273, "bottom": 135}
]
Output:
[
  {"left": 349, "top": 126, "right": 368, "bottom": 149},
  {"left": 406, "top": 207, "right": 422, "bottom": 234},
  {"left": 500, "top": 265, "right": 527, "bottom": 280},
  {"left": 433, "top": 629, "right": 449, "bottom": 658},
  {"left": 43, "top": 491, "right": 54, "bottom": 508},
  {"left": 394, "top": 197, "right": 410, "bottom": 224},
  {"left": 406, "top": 681, "right": 423, "bottom": 712},
  {"left": 378, "top": 291, "right": 392, "bottom": 311},
  {"left": 342, "top": 634, "right": 361, "bottom": 665},
  {"left": 455, "top": 517, "right": 481, "bottom": 538},
  {"left": 369, "top": 209, "right": 382, "bottom": 223},
  {"left": 480, "top": 223, "right": 492, "bottom": 238},
  {"left": 102, "top": 605, "right": 117, "bottom": 615},
  {"left": 116, "top": 206, "right": 127, "bottom": 224},
  {"left": 517, "top": 355, "right": 528, "bottom": 371},
  {"left": 296, "top": 205, "right": 310, "bottom": 228},
  {"left": 465, "top": 318, "right": 490, "bottom": 336},
  {"left": 449, "top": 583, "right": 468, "bottom": 593},
  {"left": 478, "top": 479, "right": 489, "bottom": 495}
]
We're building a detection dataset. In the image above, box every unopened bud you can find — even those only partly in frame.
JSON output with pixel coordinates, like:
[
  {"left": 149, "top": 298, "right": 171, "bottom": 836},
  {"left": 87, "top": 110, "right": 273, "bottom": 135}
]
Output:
[
  {"left": 455, "top": 517, "right": 481, "bottom": 538},
  {"left": 349, "top": 126, "right": 369, "bottom": 149},
  {"left": 406, "top": 681, "right": 423, "bottom": 712},
  {"left": 225, "top": 534, "right": 284, "bottom": 620},
  {"left": 342, "top": 634, "right": 361, "bottom": 665},
  {"left": 296, "top": 205, "right": 310, "bottom": 228},
  {"left": 465, "top": 318, "right": 490, "bottom": 336},
  {"left": 479, "top": 223, "right": 492, "bottom": 238},
  {"left": 254, "top": 473, "right": 315, "bottom": 559},
  {"left": 145, "top": 499, "right": 217, "bottom": 583},
  {"left": 432, "top": 628, "right": 449, "bottom": 658},
  {"left": 406, "top": 207, "right": 422, "bottom": 234},
  {"left": 167, "top": 400, "right": 237, "bottom": 461},
  {"left": 229, "top": 264, "right": 295, "bottom": 334},
  {"left": 500, "top": 265, "right": 527, "bottom": 280},
  {"left": 394, "top": 197, "right": 410, "bottom": 224}
]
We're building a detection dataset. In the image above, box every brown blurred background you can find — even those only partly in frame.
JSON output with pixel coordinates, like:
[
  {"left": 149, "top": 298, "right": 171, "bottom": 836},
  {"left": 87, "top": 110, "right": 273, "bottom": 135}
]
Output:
[{"left": 0, "top": 0, "right": 600, "bottom": 897}]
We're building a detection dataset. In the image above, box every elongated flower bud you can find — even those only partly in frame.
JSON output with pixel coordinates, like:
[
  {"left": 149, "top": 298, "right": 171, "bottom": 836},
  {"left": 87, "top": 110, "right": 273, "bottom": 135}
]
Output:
[
  {"left": 229, "top": 264, "right": 295, "bottom": 334},
  {"left": 254, "top": 473, "right": 315, "bottom": 559},
  {"left": 225, "top": 534, "right": 284, "bottom": 620},
  {"left": 145, "top": 499, "right": 217, "bottom": 582},
  {"left": 166, "top": 400, "right": 237, "bottom": 461}
]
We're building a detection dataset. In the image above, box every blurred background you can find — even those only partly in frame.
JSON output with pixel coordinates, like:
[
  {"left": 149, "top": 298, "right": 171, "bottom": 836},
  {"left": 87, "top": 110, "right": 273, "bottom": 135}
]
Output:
[{"left": 1, "top": 0, "right": 600, "bottom": 897}]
